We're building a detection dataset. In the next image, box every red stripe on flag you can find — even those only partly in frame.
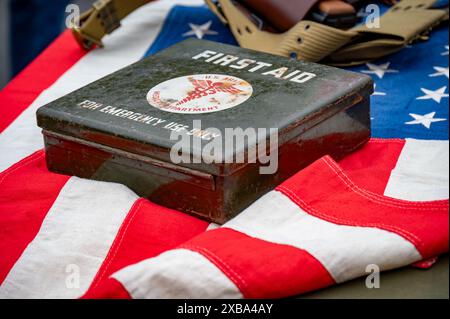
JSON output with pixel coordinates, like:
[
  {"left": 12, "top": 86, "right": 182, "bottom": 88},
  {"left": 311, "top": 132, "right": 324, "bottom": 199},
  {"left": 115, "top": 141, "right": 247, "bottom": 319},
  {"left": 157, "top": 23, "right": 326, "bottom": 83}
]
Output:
[
  {"left": 180, "top": 228, "right": 335, "bottom": 299},
  {"left": 83, "top": 278, "right": 132, "bottom": 299},
  {"left": 0, "top": 150, "right": 70, "bottom": 284},
  {"left": 85, "top": 198, "right": 209, "bottom": 296},
  {"left": 0, "top": 30, "right": 86, "bottom": 132},
  {"left": 278, "top": 156, "right": 449, "bottom": 259},
  {"left": 339, "top": 138, "right": 405, "bottom": 194}
]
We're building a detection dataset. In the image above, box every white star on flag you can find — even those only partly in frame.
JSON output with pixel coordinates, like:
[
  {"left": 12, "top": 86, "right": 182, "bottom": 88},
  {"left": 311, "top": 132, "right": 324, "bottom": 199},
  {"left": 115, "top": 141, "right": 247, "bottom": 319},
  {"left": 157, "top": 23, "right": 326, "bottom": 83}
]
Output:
[
  {"left": 441, "top": 45, "right": 449, "bottom": 56},
  {"left": 405, "top": 112, "right": 446, "bottom": 129},
  {"left": 417, "top": 86, "right": 449, "bottom": 103},
  {"left": 429, "top": 66, "right": 449, "bottom": 79},
  {"left": 182, "top": 21, "right": 218, "bottom": 39},
  {"left": 362, "top": 62, "right": 399, "bottom": 79},
  {"left": 373, "top": 84, "right": 386, "bottom": 96}
]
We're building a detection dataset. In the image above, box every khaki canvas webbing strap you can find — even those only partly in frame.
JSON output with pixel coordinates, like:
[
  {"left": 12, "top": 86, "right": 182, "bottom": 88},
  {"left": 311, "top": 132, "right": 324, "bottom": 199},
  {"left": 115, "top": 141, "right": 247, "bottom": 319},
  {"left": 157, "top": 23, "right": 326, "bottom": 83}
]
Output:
[
  {"left": 72, "top": 0, "right": 448, "bottom": 65},
  {"left": 328, "top": 0, "right": 449, "bottom": 65},
  {"left": 206, "top": 0, "right": 358, "bottom": 62},
  {"left": 72, "top": 0, "right": 152, "bottom": 50},
  {"left": 206, "top": 0, "right": 448, "bottom": 65}
]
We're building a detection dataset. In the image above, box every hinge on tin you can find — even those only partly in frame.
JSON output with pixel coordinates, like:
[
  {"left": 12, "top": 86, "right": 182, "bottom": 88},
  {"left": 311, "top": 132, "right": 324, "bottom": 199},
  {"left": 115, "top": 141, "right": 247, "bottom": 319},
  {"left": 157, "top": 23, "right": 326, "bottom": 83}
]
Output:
[{"left": 93, "top": 0, "right": 121, "bottom": 34}]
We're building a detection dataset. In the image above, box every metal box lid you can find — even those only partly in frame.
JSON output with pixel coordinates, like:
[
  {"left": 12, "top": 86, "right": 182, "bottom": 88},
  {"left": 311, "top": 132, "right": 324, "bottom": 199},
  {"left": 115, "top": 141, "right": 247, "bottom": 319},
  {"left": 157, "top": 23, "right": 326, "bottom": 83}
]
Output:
[{"left": 37, "top": 39, "right": 373, "bottom": 176}]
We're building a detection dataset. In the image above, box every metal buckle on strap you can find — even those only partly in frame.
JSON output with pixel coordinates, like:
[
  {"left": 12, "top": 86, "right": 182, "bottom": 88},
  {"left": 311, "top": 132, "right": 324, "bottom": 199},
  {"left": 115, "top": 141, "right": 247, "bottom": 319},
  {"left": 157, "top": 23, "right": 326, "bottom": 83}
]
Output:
[
  {"left": 205, "top": 0, "right": 228, "bottom": 24},
  {"left": 72, "top": 27, "right": 102, "bottom": 51},
  {"left": 93, "top": 0, "right": 121, "bottom": 34},
  {"left": 71, "top": 0, "right": 121, "bottom": 50}
]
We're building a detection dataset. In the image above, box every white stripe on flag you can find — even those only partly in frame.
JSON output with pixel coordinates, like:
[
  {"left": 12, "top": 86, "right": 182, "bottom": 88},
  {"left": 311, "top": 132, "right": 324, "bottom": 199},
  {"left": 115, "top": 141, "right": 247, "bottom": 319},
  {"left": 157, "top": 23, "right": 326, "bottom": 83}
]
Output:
[
  {"left": 0, "top": 177, "right": 138, "bottom": 299},
  {"left": 112, "top": 249, "right": 243, "bottom": 299},
  {"left": 0, "top": 0, "right": 204, "bottom": 172},
  {"left": 225, "top": 191, "right": 422, "bottom": 283},
  {"left": 384, "top": 139, "right": 449, "bottom": 201},
  {"left": 206, "top": 223, "right": 220, "bottom": 231}
]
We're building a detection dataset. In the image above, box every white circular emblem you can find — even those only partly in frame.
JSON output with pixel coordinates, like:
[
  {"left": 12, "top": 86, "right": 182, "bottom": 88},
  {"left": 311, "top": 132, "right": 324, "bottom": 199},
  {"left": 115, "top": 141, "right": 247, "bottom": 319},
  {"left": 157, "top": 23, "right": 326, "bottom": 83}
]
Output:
[{"left": 147, "top": 74, "right": 253, "bottom": 114}]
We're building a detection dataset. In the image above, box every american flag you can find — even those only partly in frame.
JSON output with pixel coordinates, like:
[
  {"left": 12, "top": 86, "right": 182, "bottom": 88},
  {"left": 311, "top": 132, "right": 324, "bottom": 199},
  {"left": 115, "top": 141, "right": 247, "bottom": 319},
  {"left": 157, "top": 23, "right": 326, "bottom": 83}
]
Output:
[{"left": 0, "top": 0, "right": 448, "bottom": 299}]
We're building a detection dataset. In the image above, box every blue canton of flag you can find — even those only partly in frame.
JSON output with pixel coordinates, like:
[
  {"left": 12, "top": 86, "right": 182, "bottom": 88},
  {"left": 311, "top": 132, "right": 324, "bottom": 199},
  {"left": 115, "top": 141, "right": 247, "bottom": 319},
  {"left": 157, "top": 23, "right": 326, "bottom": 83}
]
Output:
[{"left": 351, "top": 26, "right": 449, "bottom": 140}]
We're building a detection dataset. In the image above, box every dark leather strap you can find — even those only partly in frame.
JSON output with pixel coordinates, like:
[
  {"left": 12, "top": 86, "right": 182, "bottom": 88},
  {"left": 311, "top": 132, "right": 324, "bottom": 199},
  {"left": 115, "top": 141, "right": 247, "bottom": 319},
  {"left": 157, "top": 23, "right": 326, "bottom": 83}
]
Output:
[{"left": 238, "top": 0, "right": 320, "bottom": 32}]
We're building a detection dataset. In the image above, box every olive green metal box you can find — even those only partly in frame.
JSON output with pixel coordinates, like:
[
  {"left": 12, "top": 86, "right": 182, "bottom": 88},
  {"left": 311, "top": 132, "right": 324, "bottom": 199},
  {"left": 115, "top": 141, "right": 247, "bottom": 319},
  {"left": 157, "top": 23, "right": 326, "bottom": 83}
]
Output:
[{"left": 37, "top": 39, "right": 373, "bottom": 224}]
